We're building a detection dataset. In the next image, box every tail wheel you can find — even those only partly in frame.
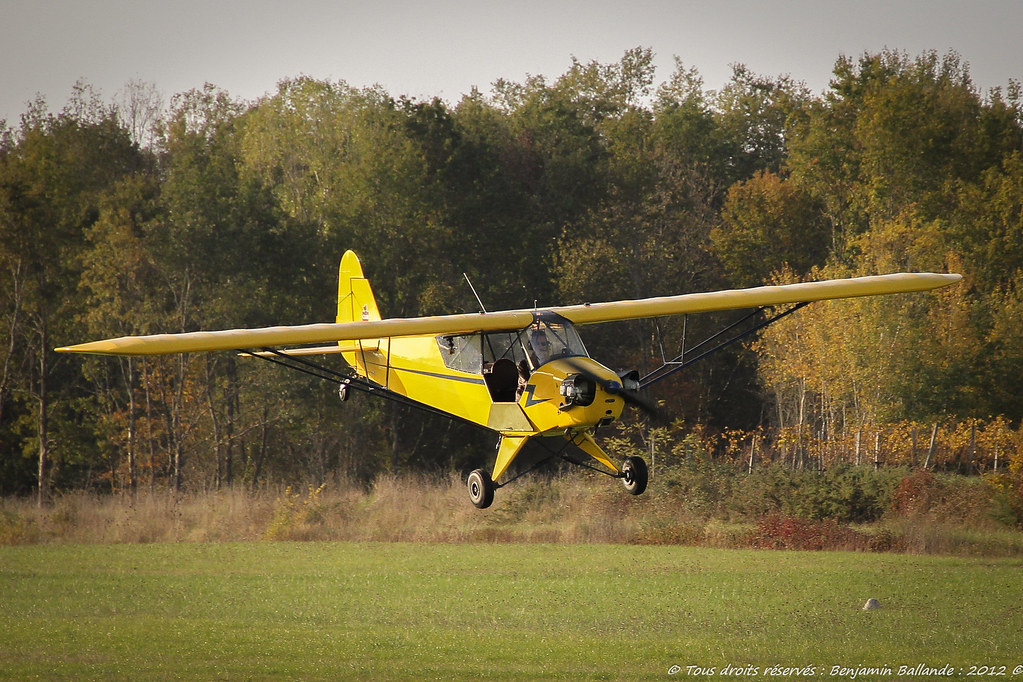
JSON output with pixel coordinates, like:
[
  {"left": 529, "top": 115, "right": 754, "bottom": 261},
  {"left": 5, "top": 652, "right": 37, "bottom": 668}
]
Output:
[
  {"left": 467, "top": 469, "right": 495, "bottom": 509},
  {"left": 621, "top": 456, "right": 648, "bottom": 496}
]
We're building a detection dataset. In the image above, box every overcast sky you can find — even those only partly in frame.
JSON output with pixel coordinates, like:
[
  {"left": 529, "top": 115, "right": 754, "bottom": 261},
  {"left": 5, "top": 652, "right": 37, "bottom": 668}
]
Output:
[{"left": 3, "top": 0, "right": 1021, "bottom": 126}]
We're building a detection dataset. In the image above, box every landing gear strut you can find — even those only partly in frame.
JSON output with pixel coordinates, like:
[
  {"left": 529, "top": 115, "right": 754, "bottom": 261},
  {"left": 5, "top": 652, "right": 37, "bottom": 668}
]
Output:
[{"left": 466, "top": 450, "right": 648, "bottom": 509}]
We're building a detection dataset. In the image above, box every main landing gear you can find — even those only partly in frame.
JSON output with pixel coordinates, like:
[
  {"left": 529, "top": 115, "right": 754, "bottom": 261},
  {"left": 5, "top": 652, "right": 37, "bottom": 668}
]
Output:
[
  {"left": 466, "top": 455, "right": 648, "bottom": 509},
  {"left": 620, "top": 455, "right": 648, "bottom": 496},
  {"left": 467, "top": 469, "right": 495, "bottom": 509}
]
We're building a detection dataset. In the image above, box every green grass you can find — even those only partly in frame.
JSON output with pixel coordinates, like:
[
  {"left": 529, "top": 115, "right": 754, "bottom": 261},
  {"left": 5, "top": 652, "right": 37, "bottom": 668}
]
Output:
[{"left": 2, "top": 543, "right": 1023, "bottom": 680}]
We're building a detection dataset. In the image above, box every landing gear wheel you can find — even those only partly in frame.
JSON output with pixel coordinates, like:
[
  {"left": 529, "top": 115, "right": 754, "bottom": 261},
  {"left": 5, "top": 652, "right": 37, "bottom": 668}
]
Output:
[
  {"left": 467, "top": 469, "right": 495, "bottom": 509},
  {"left": 621, "top": 456, "right": 648, "bottom": 496}
]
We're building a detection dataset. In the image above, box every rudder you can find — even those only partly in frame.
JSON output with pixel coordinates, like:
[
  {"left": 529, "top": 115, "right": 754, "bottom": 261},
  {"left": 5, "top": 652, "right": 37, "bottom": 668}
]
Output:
[{"left": 337, "top": 250, "right": 381, "bottom": 324}]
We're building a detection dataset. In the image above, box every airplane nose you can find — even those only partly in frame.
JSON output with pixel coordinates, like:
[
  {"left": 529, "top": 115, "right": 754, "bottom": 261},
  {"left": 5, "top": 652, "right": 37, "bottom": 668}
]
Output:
[{"left": 558, "top": 372, "right": 596, "bottom": 409}]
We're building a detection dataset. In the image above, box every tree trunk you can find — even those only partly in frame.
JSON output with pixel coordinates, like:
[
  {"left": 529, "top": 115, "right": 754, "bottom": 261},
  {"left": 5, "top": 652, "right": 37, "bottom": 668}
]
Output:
[
  {"left": 205, "top": 358, "right": 224, "bottom": 489},
  {"left": 143, "top": 359, "right": 158, "bottom": 493},
  {"left": 125, "top": 357, "right": 138, "bottom": 500},
  {"left": 924, "top": 423, "right": 938, "bottom": 469},
  {"left": 0, "top": 260, "right": 25, "bottom": 428},
  {"left": 36, "top": 322, "right": 49, "bottom": 507},
  {"left": 172, "top": 354, "right": 184, "bottom": 492},
  {"left": 224, "top": 357, "right": 237, "bottom": 487},
  {"left": 251, "top": 409, "right": 269, "bottom": 492}
]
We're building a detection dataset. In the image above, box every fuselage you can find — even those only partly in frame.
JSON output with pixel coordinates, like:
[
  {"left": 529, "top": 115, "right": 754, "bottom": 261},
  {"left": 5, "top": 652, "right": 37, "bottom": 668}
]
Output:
[{"left": 340, "top": 313, "right": 626, "bottom": 436}]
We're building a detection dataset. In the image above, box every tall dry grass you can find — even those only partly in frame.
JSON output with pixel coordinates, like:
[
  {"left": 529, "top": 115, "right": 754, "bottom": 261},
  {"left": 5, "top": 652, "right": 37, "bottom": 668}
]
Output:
[
  {"left": 0, "top": 473, "right": 658, "bottom": 546},
  {"left": 3, "top": 467, "right": 1023, "bottom": 556},
  {"left": 0, "top": 486, "right": 276, "bottom": 544}
]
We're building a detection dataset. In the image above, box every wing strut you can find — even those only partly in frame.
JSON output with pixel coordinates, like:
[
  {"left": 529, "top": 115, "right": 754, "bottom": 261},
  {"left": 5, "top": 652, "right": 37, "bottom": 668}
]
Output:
[
  {"left": 639, "top": 302, "right": 810, "bottom": 390},
  {"left": 493, "top": 433, "right": 625, "bottom": 489},
  {"left": 249, "top": 348, "right": 479, "bottom": 425}
]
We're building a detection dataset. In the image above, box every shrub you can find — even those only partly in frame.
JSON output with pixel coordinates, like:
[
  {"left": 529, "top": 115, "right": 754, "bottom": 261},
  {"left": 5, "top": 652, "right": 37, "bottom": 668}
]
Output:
[
  {"left": 652, "top": 459, "right": 736, "bottom": 520},
  {"left": 745, "top": 515, "right": 867, "bottom": 551},
  {"left": 792, "top": 465, "right": 905, "bottom": 523},
  {"left": 264, "top": 484, "right": 326, "bottom": 540},
  {"left": 714, "top": 464, "right": 902, "bottom": 523},
  {"left": 985, "top": 473, "right": 1023, "bottom": 527},
  {"left": 0, "top": 508, "right": 40, "bottom": 545},
  {"left": 891, "top": 468, "right": 942, "bottom": 516}
]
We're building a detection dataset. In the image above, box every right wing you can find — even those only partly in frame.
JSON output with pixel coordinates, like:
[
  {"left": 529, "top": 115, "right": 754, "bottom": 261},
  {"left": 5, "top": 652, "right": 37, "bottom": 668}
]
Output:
[{"left": 54, "top": 311, "right": 534, "bottom": 356}]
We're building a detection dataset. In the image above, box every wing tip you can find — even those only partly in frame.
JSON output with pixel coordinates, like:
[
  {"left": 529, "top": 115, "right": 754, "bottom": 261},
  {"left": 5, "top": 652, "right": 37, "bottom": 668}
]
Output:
[
  {"left": 53, "top": 341, "right": 125, "bottom": 355},
  {"left": 922, "top": 271, "right": 963, "bottom": 288}
]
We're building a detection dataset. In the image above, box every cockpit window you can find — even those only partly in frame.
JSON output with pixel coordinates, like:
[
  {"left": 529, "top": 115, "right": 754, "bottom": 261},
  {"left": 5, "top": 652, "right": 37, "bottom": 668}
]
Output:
[
  {"left": 436, "top": 334, "right": 483, "bottom": 373},
  {"left": 520, "top": 321, "right": 587, "bottom": 369},
  {"left": 437, "top": 331, "right": 529, "bottom": 373},
  {"left": 437, "top": 319, "right": 588, "bottom": 373}
]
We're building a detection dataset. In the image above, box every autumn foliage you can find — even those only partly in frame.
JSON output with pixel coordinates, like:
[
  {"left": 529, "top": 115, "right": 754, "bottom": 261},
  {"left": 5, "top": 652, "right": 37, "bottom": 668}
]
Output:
[{"left": 2, "top": 48, "right": 1023, "bottom": 509}]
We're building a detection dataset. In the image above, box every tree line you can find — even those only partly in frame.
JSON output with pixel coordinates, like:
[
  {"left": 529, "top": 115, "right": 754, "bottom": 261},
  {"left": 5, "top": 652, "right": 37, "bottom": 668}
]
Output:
[{"left": 2, "top": 48, "right": 1022, "bottom": 500}]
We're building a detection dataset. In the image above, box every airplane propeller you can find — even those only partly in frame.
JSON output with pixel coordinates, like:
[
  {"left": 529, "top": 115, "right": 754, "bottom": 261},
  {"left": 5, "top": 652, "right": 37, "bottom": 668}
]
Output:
[
  {"left": 561, "top": 359, "right": 659, "bottom": 418},
  {"left": 604, "top": 369, "right": 660, "bottom": 418}
]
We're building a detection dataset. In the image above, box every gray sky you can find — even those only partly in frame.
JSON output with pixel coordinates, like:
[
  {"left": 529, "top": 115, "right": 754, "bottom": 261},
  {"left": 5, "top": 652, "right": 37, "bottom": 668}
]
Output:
[{"left": 2, "top": 0, "right": 1021, "bottom": 126}]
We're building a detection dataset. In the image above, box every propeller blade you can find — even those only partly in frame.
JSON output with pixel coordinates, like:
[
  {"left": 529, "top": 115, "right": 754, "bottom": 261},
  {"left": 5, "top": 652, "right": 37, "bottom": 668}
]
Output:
[
  {"left": 620, "top": 385, "right": 660, "bottom": 416},
  {"left": 560, "top": 359, "right": 660, "bottom": 418}
]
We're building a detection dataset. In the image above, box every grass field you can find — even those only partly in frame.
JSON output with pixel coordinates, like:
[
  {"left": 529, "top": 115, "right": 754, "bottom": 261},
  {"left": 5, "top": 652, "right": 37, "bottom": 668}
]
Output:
[{"left": 2, "top": 542, "right": 1022, "bottom": 680}]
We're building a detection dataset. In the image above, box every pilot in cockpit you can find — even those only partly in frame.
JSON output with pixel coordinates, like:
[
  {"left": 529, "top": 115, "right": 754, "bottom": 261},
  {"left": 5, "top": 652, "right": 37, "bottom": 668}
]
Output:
[{"left": 529, "top": 328, "right": 552, "bottom": 366}]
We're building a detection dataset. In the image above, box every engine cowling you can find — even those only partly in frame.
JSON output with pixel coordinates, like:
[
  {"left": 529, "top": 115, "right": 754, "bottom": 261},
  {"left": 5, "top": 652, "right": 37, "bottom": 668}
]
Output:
[{"left": 558, "top": 372, "right": 596, "bottom": 409}]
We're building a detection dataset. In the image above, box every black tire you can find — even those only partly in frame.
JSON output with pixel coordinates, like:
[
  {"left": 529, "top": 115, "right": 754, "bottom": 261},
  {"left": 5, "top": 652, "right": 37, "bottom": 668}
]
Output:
[
  {"left": 621, "top": 456, "right": 648, "bottom": 496},
  {"left": 467, "top": 469, "right": 495, "bottom": 509}
]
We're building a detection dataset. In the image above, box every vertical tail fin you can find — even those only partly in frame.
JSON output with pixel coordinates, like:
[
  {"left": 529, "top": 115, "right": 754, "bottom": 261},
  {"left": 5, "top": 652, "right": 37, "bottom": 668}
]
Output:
[{"left": 337, "top": 250, "right": 381, "bottom": 324}]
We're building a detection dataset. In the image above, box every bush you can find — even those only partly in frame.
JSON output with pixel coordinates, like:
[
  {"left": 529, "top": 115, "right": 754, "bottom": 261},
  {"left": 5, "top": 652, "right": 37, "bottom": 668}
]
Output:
[
  {"left": 891, "top": 468, "right": 942, "bottom": 516},
  {"left": 985, "top": 473, "right": 1023, "bottom": 527},
  {"left": 0, "top": 508, "right": 40, "bottom": 545},
  {"left": 745, "top": 515, "right": 868, "bottom": 551},
  {"left": 264, "top": 484, "right": 327, "bottom": 540},
  {"left": 790, "top": 464, "right": 906, "bottom": 523},
  {"left": 697, "top": 463, "right": 903, "bottom": 523},
  {"left": 3, "top": 463, "right": 1020, "bottom": 555},
  {"left": 651, "top": 459, "right": 737, "bottom": 520}
]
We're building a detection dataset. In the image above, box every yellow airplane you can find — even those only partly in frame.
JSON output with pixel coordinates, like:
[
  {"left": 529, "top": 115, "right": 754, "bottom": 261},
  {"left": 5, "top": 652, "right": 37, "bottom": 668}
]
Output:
[{"left": 57, "top": 251, "right": 961, "bottom": 508}]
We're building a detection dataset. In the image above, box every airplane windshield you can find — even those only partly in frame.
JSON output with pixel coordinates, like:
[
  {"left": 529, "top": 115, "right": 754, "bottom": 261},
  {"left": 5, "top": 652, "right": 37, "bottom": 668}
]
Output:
[{"left": 520, "top": 320, "right": 587, "bottom": 370}]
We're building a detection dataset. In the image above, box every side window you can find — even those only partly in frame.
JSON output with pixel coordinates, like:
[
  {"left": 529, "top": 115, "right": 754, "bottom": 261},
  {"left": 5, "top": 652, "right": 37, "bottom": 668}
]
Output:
[
  {"left": 482, "top": 332, "right": 528, "bottom": 367},
  {"left": 437, "top": 334, "right": 483, "bottom": 373},
  {"left": 438, "top": 329, "right": 540, "bottom": 373}
]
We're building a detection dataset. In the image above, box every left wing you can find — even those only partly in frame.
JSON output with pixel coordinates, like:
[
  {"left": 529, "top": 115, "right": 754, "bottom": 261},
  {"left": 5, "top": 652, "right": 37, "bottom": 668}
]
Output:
[
  {"left": 550, "top": 272, "right": 962, "bottom": 325},
  {"left": 56, "top": 272, "right": 960, "bottom": 357}
]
